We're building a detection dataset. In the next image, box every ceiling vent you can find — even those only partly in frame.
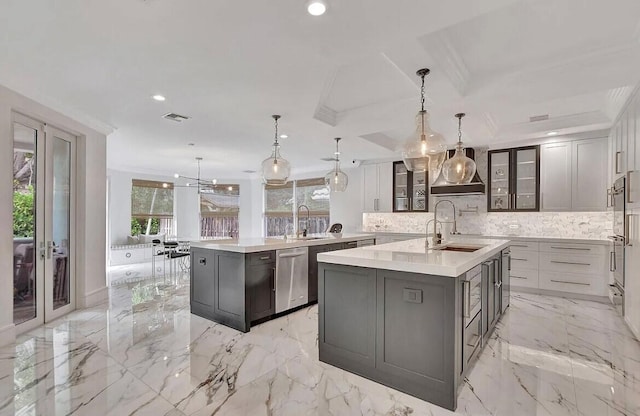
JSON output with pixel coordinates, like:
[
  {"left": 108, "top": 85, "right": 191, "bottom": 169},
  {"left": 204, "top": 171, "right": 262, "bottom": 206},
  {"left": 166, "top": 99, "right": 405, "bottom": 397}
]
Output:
[
  {"left": 529, "top": 114, "right": 549, "bottom": 123},
  {"left": 162, "top": 112, "right": 190, "bottom": 122}
]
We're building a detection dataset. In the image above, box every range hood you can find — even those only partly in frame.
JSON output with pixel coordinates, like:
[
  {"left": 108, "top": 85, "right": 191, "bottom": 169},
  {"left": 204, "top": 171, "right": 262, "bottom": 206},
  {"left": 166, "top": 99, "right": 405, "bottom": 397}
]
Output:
[{"left": 430, "top": 148, "right": 485, "bottom": 195}]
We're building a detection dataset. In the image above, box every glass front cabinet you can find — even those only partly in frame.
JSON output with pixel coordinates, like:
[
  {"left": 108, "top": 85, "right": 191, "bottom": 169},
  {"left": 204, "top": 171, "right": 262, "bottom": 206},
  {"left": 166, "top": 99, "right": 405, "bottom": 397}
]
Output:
[
  {"left": 393, "top": 161, "right": 428, "bottom": 212},
  {"left": 488, "top": 146, "right": 540, "bottom": 212}
]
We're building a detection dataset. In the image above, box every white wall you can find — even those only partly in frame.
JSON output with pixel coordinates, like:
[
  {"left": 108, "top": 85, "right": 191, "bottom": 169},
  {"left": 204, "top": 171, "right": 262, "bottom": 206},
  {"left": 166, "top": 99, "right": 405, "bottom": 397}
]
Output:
[
  {"left": 0, "top": 84, "right": 108, "bottom": 345},
  {"left": 108, "top": 170, "right": 260, "bottom": 245}
]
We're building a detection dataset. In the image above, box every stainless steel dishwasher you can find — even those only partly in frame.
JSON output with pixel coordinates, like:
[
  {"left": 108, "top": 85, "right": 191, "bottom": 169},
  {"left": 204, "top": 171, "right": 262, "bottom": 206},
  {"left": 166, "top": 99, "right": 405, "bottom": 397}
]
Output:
[{"left": 275, "top": 247, "right": 309, "bottom": 313}]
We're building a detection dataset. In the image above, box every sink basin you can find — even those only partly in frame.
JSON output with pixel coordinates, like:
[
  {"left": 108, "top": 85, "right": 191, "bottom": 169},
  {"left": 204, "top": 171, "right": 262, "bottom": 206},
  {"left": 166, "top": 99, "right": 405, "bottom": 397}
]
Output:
[{"left": 433, "top": 244, "right": 486, "bottom": 253}]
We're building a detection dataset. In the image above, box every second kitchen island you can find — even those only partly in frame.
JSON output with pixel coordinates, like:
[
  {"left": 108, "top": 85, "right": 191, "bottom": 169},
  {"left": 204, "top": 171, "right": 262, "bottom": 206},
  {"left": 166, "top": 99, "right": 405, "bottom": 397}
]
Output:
[
  {"left": 189, "top": 234, "right": 375, "bottom": 332},
  {"left": 317, "top": 237, "right": 511, "bottom": 411}
]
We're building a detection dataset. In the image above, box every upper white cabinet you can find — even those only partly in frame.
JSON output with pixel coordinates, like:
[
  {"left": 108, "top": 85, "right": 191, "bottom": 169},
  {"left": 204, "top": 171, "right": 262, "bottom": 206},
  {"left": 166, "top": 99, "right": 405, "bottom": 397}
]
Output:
[
  {"left": 540, "top": 142, "right": 572, "bottom": 211},
  {"left": 611, "top": 88, "right": 640, "bottom": 208},
  {"left": 362, "top": 162, "right": 392, "bottom": 212},
  {"left": 541, "top": 138, "right": 608, "bottom": 211}
]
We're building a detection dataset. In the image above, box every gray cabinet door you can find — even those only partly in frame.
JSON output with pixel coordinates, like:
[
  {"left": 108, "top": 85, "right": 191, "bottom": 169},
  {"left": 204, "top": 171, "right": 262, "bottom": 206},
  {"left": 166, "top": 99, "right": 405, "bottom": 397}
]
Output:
[
  {"left": 319, "top": 263, "right": 377, "bottom": 368},
  {"left": 191, "top": 248, "right": 216, "bottom": 307},
  {"left": 375, "top": 269, "right": 456, "bottom": 409},
  {"left": 247, "top": 263, "right": 275, "bottom": 321}
]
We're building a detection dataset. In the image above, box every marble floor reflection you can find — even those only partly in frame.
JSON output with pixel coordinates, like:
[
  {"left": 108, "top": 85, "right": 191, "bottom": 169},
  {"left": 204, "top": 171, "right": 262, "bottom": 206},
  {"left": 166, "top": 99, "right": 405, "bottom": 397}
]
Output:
[{"left": 1, "top": 271, "right": 640, "bottom": 415}]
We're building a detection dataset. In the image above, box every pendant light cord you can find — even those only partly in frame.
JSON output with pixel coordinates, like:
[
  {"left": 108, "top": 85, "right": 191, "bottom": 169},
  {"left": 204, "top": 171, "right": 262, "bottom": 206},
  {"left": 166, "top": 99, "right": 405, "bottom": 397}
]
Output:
[
  {"left": 420, "top": 74, "right": 425, "bottom": 113},
  {"left": 455, "top": 113, "right": 465, "bottom": 146}
]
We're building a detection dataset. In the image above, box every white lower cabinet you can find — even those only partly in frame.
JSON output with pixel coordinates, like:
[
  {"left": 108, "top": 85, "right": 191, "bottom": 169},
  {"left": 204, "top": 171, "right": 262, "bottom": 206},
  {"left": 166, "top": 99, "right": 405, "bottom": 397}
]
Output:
[
  {"left": 510, "top": 239, "right": 609, "bottom": 298},
  {"left": 625, "top": 208, "right": 640, "bottom": 339}
]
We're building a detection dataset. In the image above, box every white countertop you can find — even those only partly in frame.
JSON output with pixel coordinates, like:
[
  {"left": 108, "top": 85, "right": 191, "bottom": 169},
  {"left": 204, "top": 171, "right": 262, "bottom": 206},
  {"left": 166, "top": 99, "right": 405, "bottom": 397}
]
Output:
[
  {"left": 368, "top": 231, "right": 610, "bottom": 245},
  {"left": 317, "top": 237, "right": 510, "bottom": 277},
  {"left": 190, "top": 233, "right": 376, "bottom": 253}
]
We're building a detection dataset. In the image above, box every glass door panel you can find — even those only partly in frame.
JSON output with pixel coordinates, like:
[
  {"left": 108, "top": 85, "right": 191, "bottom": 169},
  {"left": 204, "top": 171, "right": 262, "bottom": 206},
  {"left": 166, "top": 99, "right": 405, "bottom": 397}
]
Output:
[
  {"left": 489, "top": 151, "right": 510, "bottom": 210},
  {"left": 12, "top": 121, "right": 43, "bottom": 326},
  {"left": 515, "top": 148, "right": 538, "bottom": 210},
  {"left": 412, "top": 169, "right": 428, "bottom": 211},
  {"left": 393, "top": 162, "right": 409, "bottom": 212},
  {"left": 45, "top": 127, "right": 75, "bottom": 319}
]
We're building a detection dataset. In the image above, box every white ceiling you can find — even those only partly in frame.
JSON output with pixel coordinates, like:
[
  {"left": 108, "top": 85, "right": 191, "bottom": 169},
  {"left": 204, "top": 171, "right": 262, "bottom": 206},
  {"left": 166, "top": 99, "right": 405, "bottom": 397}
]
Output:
[{"left": 1, "top": 0, "right": 639, "bottom": 178}]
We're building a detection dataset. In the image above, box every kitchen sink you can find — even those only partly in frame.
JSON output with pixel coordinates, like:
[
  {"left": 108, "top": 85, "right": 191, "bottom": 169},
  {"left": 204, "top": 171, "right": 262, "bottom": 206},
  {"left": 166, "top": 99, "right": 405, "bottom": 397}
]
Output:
[{"left": 433, "top": 244, "right": 486, "bottom": 253}]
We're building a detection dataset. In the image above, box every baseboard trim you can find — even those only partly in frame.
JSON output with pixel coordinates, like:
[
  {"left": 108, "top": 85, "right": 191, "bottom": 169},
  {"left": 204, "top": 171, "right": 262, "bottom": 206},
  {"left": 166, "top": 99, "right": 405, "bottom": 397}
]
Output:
[
  {"left": 0, "top": 323, "right": 16, "bottom": 347},
  {"left": 512, "top": 286, "right": 609, "bottom": 303},
  {"left": 625, "top": 316, "right": 640, "bottom": 342},
  {"left": 79, "top": 286, "right": 109, "bottom": 308}
]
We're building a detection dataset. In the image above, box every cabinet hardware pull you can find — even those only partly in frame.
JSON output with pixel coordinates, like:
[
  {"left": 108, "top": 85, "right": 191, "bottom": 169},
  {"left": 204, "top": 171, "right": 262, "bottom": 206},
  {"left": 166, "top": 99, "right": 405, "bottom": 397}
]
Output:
[
  {"left": 272, "top": 268, "right": 276, "bottom": 291},
  {"left": 550, "top": 279, "right": 590, "bottom": 286},
  {"left": 628, "top": 171, "right": 635, "bottom": 204},
  {"left": 511, "top": 258, "right": 527, "bottom": 261},
  {"left": 512, "top": 275, "right": 527, "bottom": 279},
  {"left": 625, "top": 214, "right": 632, "bottom": 246},
  {"left": 616, "top": 151, "right": 622, "bottom": 174},
  {"left": 198, "top": 257, "right": 206, "bottom": 265},
  {"left": 463, "top": 280, "right": 471, "bottom": 318},
  {"left": 607, "top": 188, "right": 613, "bottom": 208},
  {"left": 510, "top": 244, "right": 529, "bottom": 248},
  {"left": 260, "top": 255, "right": 271, "bottom": 260},
  {"left": 550, "top": 260, "right": 591, "bottom": 266},
  {"left": 610, "top": 251, "right": 616, "bottom": 272},
  {"left": 549, "top": 246, "right": 590, "bottom": 251}
]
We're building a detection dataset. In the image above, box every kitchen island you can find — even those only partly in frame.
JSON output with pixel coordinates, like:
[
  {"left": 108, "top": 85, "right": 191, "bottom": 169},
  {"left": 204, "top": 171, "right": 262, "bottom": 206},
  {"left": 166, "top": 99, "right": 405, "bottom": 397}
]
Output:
[
  {"left": 317, "top": 237, "right": 510, "bottom": 411},
  {"left": 189, "top": 233, "right": 375, "bottom": 332}
]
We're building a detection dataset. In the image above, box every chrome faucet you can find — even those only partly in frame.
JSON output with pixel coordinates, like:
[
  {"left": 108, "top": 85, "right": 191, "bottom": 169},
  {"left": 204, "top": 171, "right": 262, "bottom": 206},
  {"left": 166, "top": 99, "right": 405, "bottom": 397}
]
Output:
[
  {"left": 297, "top": 204, "right": 310, "bottom": 237},
  {"left": 425, "top": 219, "right": 444, "bottom": 248},
  {"left": 433, "top": 199, "right": 459, "bottom": 245}
]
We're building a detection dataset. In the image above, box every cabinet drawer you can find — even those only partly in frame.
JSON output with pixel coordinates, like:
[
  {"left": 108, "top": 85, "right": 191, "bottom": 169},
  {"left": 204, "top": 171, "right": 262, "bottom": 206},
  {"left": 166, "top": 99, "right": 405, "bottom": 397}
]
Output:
[
  {"left": 539, "top": 242, "right": 604, "bottom": 255},
  {"left": 510, "top": 251, "right": 538, "bottom": 270},
  {"left": 539, "top": 252, "right": 604, "bottom": 275},
  {"left": 509, "top": 268, "right": 539, "bottom": 288},
  {"left": 539, "top": 271, "right": 605, "bottom": 296},
  {"left": 248, "top": 251, "right": 276, "bottom": 265},
  {"left": 508, "top": 241, "right": 539, "bottom": 251}
]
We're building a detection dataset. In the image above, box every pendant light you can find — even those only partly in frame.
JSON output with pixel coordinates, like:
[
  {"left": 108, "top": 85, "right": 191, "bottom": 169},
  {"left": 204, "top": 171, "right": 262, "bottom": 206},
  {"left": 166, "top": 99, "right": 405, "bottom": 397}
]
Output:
[
  {"left": 261, "top": 115, "right": 291, "bottom": 186},
  {"left": 402, "top": 68, "right": 447, "bottom": 175},
  {"left": 442, "top": 113, "right": 477, "bottom": 184},
  {"left": 324, "top": 137, "right": 348, "bottom": 192}
]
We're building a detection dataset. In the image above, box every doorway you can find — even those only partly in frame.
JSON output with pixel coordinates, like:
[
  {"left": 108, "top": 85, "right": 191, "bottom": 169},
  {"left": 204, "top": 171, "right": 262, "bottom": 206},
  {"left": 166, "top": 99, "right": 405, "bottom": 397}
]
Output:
[{"left": 12, "top": 113, "right": 76, "bottom": 332}]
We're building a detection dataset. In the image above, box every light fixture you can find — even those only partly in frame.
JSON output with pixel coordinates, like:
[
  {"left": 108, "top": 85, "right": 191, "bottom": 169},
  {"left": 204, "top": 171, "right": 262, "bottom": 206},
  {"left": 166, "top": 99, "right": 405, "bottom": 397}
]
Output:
[
  {"left": 324, "top": 137, "right": 348, "bottom": 192},
  {"left": 227, "top": 186, "right": 233, "bottom": 191},
  {"left": 261, "top": 115, "right": 291, "bottom": 186},
  {"left": 173, "top": 157, "right": 216, "bottom": 194},
  {"left": 547, "top": 131, "right": 558, "bottom": 136},
  {"left": 152, "top": 95, "right": 166, "bottom": 102},
  {"left": 442, "top": 113, "right": 477, "bottom": 184},
  {"left": 279, "top": 134, "right": 288, "bottom": 139},
  {"left": 402, "top": 68, "right": 447, "bottom": 176},
  {"left": 307, "top": 1, "right": 326, "bottom": 16}
]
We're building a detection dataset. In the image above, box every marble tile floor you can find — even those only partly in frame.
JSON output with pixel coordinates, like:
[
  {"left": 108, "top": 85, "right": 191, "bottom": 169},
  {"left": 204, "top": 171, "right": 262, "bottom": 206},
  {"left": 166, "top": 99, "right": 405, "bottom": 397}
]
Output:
[{"left": 1, "top": 273, "right": 640, "bottom": 416}]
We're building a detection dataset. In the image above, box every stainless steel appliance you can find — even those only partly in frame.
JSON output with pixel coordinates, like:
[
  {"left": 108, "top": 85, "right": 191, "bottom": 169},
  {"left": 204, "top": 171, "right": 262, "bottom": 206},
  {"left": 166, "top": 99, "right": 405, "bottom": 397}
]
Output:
[
  {"left": 610, "top": 177, "right": 626, "bottom": 316},
  {"left": 275, "top": 247, "right": 309, "bottom": 313},
  {"left": 501, "top": 248, "right": 511, "bottom": 313}
]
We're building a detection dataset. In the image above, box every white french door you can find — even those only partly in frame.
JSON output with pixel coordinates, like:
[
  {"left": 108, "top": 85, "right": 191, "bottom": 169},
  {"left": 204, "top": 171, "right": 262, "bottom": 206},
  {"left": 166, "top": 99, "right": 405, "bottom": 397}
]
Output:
[{"left": 13, "top": 113, "right": 76, "bottom": 332}]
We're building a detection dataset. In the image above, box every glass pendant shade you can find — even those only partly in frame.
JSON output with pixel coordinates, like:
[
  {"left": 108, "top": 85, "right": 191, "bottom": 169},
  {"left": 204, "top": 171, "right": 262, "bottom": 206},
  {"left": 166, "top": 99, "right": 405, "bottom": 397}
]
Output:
[
  {"left": 261, "top": 115, "right": 291, "bottom": 186},
  {"left": 261, "top": 145, "right": 290, "bottom": 186},
  {"left": 325, "top": 137, "right": 348, "bottom": 192},
  {"left": 325, "top": 162, "right": 348, "bottom": 192},
  {"left": 402, "top": 110, "right": 447, "bottom": 173},
  {"left": 442, "top": 144, "right": 476, "bottom": 184},
  {"left": 442, "top": 112, "right": 476, "bottom": 184}
]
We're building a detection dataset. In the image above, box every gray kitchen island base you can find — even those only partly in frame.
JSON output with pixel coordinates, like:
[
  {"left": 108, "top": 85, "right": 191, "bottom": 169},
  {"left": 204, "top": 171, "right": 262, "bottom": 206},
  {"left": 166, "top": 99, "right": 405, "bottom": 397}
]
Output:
[{"left": 318, "top": 263, "right": 464, "bottom": 411}]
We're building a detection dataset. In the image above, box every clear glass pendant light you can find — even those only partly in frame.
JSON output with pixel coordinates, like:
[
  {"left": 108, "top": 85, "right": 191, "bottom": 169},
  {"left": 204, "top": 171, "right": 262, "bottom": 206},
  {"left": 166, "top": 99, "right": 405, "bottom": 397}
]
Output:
[
  {"left": 261, "top": 115, "right": 291, "bottom": 186},
  {"left": 402, "top": 68, "right": 447, "bottom": 176},
  {"left": 442, "top": 113, "right": 476, "bottom": 184},
  {"left": 325, "top": 137, "right": 348, "bottom": 192}
]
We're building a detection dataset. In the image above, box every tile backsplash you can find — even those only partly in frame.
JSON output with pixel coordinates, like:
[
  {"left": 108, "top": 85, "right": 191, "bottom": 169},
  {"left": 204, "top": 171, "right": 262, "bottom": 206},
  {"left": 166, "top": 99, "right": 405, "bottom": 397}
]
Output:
[{"left": 363, "top": 211, "right": 613, "bottom": 240}]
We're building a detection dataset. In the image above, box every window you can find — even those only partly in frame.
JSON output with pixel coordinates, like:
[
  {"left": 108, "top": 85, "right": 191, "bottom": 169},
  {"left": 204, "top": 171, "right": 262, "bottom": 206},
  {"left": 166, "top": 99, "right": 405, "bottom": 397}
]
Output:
[
  {"left": 200, "top": 184, "right": 240, "bottom": 239},
  {"left": 131, "top": 179, "right": 174, "bottom": 236},
  {"left": 264, "top": 178, "right": 330, "bottom": 237}
]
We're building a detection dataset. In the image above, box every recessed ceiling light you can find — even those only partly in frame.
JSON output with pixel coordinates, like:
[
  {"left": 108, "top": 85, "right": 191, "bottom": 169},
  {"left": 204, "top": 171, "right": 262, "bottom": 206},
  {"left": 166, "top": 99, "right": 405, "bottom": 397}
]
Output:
[
  {"left": 152, "top": 95, "right": 166, "bottom": 102},
  {"left": 279, "top": 134, "right": 288, "bottom": 139},
  {"left": 307, "top": 1, "right": 326, "bottom": 16},
  {"left": 212, "top": 179, "right": 217, "bottom": 185},
  {"left": 547, "top": 131, "right": 559, "bottom": 136},
  {"left": 173, "top": 173, "right": 180, "bottom": 178},
  {"left": 228, "top": 186, "right": 233, "bottom": 191}
]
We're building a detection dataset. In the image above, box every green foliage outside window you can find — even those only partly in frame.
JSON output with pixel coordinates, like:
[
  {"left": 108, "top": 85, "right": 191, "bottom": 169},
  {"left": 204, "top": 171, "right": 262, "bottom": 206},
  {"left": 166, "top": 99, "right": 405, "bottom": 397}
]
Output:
[
  {"left": 130, "top": 217, "right": 160, "bottom": 236},
  {"left": 13, "top": 187, "right": 34, "bottom": 237}
]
